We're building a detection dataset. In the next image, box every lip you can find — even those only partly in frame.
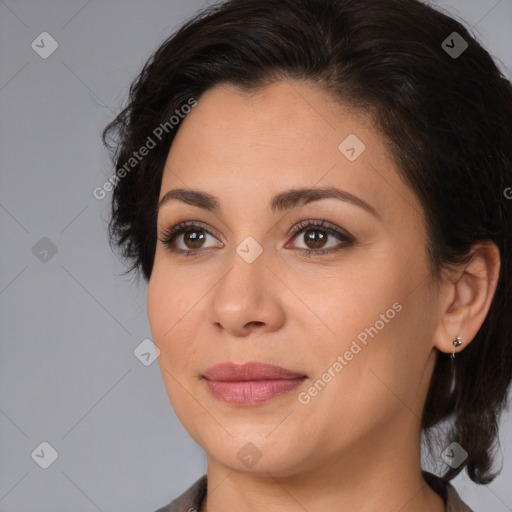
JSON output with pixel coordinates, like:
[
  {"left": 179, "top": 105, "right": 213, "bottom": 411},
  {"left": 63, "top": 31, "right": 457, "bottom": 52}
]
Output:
[
  {"left": 202, "top": 361, "right": 307, "bottom": 406},
  {"left": 203, "top": 361, "right": 306, "bottom": 381}
]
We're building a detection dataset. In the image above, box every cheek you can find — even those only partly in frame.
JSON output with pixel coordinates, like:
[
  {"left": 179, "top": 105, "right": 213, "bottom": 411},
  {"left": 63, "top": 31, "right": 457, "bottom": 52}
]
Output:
[
  {"left": 299, "top": 246, "right": 430, "bottom": 389},
  {"left": 147, "top": 267, "right": 188, "bottom": 361},
  {"left": 285, "top": 250, "right": 402, "bottom": 342},
  {"left": 147, "top": 271, "right": 197, "bottom": 413},
  {"left": 147, "top": 273, "right": 170, "bottom": 347},
  {"left": 147, "top": 261, "right": 207, "bottom": 376},
  {"left": 329, "top": 286, "right": 434, "bottom": 426}
]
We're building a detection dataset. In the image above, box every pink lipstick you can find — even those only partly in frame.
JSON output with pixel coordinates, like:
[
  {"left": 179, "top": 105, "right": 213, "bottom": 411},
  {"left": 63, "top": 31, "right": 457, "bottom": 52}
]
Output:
[{"left": 202, "top": 361, "right": 307, "bottom": 406}]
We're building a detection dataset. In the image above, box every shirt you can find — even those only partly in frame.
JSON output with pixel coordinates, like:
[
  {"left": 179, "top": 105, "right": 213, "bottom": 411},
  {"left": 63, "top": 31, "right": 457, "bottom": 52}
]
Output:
[{"left": 154, "top": 471, "right": 474, "bottom": 512}]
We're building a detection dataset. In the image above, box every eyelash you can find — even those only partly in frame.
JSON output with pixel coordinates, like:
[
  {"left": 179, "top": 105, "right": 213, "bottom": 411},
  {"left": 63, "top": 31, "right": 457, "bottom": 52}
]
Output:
[{"left": 158, "top": 219, "right": 355, "bottom": 258}]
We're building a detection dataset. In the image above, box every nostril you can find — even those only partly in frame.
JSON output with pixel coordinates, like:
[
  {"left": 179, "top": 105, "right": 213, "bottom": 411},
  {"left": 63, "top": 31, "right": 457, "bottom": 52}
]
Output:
[{"left": 246, "top": 321, "right": 264, "bottom": 328}]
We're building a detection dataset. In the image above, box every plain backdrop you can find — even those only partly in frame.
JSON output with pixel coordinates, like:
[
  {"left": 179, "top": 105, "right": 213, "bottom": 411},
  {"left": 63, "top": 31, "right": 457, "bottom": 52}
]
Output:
[{"left": 0, "top": 0, "right": 511, "bottom": 510}]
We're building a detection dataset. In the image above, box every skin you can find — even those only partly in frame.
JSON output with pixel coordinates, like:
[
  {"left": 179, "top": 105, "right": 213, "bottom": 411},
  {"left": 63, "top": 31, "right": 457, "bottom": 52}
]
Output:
[{"left": 147, "top": 80, "right": 500, "bottom": 512}]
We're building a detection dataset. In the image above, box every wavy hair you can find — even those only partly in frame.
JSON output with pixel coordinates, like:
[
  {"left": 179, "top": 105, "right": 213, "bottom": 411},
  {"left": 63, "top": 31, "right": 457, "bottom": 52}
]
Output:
[{"left": 102, "top": 0, "right": 512, "bottom": 484}]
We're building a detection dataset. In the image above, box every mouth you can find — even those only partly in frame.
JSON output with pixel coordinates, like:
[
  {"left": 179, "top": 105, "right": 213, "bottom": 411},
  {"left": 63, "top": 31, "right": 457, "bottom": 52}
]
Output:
[{"left": 202, "top": 361, "right": 307, "bottom": 406}]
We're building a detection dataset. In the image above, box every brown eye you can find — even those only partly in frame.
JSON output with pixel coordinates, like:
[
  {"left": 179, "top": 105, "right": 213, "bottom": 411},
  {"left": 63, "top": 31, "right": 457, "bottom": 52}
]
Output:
[
  {"left": 302, "top": 229, "right": 328, "bottom": 249},
  {"left": 182, "top": 229, "right": 206, "bottom": 249},
  {"left": 287, "top": 219, "right": 355, "bottom": 256},
  {"left": 159, "top": 219, "right": 354, "bottom": 257},
  {"left": 158, "top": 222, "right": 222, "bottom": 256}
]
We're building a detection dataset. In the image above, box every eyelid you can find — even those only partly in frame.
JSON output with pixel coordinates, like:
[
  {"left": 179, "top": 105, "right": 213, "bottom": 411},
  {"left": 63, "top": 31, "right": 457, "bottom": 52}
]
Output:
[
  {"left": 158, "top": 220, "right": 222, "bottom": 244},
  {"left": 286, "top": 218, "right": 353, "bottom": 240}
]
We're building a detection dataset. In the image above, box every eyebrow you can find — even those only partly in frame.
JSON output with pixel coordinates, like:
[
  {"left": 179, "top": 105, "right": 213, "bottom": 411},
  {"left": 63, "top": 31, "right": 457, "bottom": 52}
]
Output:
[{"left": 158, "top": 186, "right": 380, "bottom": 218}]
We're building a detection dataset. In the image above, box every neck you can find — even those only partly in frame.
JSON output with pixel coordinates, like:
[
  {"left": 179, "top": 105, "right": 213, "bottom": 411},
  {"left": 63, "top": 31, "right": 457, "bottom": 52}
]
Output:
[{"left": 201, "top": 419, "right": 445, "bottom": 512}]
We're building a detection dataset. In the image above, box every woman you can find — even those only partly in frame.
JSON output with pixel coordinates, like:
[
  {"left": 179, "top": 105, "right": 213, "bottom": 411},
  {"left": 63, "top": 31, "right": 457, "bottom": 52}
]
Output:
[{"left": 102, "top": 0, "right": 512, "bottom": 510}]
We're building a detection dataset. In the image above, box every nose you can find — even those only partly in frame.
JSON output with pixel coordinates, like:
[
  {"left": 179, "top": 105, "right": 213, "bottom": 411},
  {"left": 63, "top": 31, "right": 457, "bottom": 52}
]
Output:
[{"left": 205, "top": 246, "right": 286, "bottom": 338}]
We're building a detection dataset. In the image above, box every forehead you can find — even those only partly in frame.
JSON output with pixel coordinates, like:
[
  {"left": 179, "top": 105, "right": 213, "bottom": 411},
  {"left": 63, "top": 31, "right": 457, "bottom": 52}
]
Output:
[{"left": 160, "top": 80, "right": 423, "bottom": 225}]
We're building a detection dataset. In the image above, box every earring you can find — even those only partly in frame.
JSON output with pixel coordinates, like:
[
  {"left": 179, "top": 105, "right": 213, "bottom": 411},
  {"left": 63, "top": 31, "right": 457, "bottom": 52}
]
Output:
[{"left": 451, "top": 334, "right": 462, "bottom": 360}]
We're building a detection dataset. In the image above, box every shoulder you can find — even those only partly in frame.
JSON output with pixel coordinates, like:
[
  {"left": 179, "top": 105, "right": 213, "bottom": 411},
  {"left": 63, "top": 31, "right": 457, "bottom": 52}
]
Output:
[
  {"left": 445, "top": 481, "right": 474, "bottom": 512},
  {"left": 153, "top": 475, "right": 208, "bottom": 512},
  {"left": 422, "top": 471, "right": 474, "bottom": 512}
]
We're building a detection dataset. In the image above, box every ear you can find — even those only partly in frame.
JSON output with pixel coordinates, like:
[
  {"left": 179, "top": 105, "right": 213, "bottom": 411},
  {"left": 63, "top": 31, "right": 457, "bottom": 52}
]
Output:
[{"left": 432, "top": 241, "right": 501, "bottom": 355}]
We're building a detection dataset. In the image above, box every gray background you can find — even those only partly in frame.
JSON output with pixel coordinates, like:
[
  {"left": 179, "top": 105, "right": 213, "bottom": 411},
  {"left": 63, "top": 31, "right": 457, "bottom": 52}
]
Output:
[{"left": 0, "top": 0, "right": 511, "bottom": 510}]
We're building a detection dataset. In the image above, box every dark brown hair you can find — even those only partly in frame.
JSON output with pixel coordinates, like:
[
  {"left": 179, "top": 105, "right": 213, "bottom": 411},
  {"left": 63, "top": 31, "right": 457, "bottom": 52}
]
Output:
[{"left": 102, "top": 0, "right": 512, "bottom": 485}]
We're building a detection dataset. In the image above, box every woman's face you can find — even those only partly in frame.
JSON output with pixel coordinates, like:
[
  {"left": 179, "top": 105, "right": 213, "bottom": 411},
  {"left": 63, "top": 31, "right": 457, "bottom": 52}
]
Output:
[{"left": 147, "top": 80, "right": 442, "bottom": 476}]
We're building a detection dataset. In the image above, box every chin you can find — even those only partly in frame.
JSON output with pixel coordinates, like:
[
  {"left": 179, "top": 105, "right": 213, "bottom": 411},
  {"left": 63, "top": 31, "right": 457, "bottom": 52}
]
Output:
[{"left": 203, "top": 438, "right": 308, "bottom": 476}]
